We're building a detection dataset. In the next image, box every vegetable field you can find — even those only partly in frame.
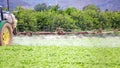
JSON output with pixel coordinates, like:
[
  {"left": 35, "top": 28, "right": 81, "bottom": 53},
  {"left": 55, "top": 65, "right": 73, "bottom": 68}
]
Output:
[
  {"left": 0, "top": 35, "right": 120, "bottom": 68},
  {"left": 0, "top": 46, "right": 120, "bottom": 68}
]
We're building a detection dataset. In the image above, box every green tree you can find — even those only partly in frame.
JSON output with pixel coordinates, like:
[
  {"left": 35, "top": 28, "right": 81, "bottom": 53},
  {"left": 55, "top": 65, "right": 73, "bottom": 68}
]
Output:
[
  {"left": 48, "top": 5, "right": 60, "bottom": 11},
  {"left": 83, "top": 4, "right": 100, "bottom": 12},
  {"left": 34, "top": 3, "right": 47, "bottom": 11},
  {"left": 64, "top": 7, "right": 77, "bottom": 15},
  {"left": 98, "top": 11, "right": 112, "bottom": 29},
  {"left": 111, "top": 11, "right": 120, "bottom": 29},
  {"left": 14, "top": 7, "right": 37, "bottom": 32}
]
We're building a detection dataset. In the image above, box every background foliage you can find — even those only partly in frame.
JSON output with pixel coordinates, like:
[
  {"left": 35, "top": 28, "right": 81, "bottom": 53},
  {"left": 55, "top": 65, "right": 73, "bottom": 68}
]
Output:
[{"left": 13, "top": 4, "right": 120, "bottom": 32}]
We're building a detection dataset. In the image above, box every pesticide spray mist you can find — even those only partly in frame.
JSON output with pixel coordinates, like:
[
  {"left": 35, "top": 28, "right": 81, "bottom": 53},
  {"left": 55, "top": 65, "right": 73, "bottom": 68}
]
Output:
[{"left": 12, "top": 35, "right": 120, "bottom": 47}]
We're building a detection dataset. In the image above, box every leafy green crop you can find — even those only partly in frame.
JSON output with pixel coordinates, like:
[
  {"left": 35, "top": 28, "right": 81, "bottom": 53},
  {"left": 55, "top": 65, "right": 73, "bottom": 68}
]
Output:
[{"left": 0, "top": 46, "right": 120, "bottom": 68}]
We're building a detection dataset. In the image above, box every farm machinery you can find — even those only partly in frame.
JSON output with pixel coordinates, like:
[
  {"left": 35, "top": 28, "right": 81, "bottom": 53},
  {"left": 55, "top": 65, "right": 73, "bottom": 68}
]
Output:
[{"left": 0, "top": 5, "right": 17, "bottom": 46}]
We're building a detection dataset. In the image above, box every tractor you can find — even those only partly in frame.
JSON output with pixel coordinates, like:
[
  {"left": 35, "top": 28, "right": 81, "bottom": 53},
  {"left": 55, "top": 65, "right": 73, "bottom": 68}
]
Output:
[{"left": 0, "top": 6, "right": 17, "bottom": 46}]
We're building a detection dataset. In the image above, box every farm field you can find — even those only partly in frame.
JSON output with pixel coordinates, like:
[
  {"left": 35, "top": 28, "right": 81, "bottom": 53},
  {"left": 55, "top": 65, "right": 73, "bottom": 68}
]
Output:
[
  {"left": 0, "top": 46, "right": 120, "bottom": 68},
  {"left": 0, "top": 35, "right": 120, "bottom": 68},
  {"left": 1, "top": 0, "right": 120, "bottom": 68}
]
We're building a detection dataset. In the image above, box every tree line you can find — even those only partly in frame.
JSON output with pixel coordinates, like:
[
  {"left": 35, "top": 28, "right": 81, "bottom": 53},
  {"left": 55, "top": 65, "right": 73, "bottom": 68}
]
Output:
[{"left": 13, "top": 4, "right": 120, "bottom": 32}]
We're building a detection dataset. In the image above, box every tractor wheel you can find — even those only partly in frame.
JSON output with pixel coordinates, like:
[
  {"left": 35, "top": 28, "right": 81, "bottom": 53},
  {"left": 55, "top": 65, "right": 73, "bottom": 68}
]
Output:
[{"left": 0, "top": 23, "right": 13, "bottom": 46}]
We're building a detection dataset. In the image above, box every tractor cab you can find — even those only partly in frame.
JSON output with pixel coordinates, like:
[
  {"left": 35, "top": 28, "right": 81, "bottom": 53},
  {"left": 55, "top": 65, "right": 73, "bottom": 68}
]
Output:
[{"left": 0, "top": 6, "right": 3, "bottom": 21}]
